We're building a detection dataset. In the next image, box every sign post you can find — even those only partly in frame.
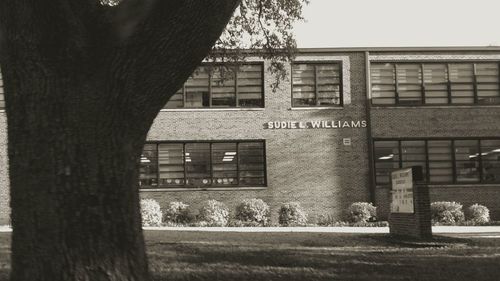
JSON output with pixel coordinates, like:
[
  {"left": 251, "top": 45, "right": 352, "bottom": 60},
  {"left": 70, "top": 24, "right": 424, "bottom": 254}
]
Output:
[{"left": 389, "top": 166, "right": 432, "bottom": 239}]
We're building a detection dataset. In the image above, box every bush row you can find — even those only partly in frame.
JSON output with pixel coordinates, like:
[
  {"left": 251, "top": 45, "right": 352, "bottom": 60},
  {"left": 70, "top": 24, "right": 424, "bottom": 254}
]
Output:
[
  {"left": 431, "top": 202, "right": 490, "bottom": 225},
  {"left": 140, "top": 198, "right": 310, "bottom": 227},
  {"left": 140, "top": 199, "right": 383, "bottom": 227},
  {"left": 141, "top": 199, "right": 493, "bottom": 227}
]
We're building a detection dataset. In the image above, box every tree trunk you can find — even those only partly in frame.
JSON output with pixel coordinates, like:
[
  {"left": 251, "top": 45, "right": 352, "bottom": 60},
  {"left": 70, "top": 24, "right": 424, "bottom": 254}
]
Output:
[
  {"left": 7, "top": 65, "right": 151, "bottom": 281},
  {"left": 0, "top": 1, "right": 241, "bottom": 280}
]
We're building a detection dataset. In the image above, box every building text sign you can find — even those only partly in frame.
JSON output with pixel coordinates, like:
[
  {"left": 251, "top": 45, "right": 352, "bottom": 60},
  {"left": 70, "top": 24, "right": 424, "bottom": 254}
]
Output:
[
  {"left": 390, "top": 168, "right": 414, "bottom": 213},
  {"left": 266, "top": 120, "right": 367, "bottom": 129}
]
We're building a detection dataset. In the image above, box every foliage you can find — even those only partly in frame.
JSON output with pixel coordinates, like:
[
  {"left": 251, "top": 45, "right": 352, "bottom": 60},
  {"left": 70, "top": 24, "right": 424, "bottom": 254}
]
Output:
[
  {"left": 208, "top": 0, "right": 309, "bottom": 89},
  {"left": 278, "top": 202, "right": 307, "bottom": 226},
  {"left": 348, "top": 202, "right": 377, "bottom": 223},
  {"left": 163, "top": 201, "right": 192, "bottom": 224},
  {"left": 430, "top": 202, "right": 465, "bottom": 225},
  {"left": 198, "top": 200, "right": 230, "bottom": 227},
  {"left": 140, "top": 199, "right": 163, "bottom": 227},
  {"left": 235, "top": 198, "right": 270, "bottom": 226},
  {"left": 465, "top": 204, "right": 490, "bottom": 224}
]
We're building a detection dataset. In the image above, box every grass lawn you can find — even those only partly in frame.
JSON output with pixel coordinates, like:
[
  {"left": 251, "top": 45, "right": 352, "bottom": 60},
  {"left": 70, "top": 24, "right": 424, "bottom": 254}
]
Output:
[{"left": 1, "top": 230, "right": 500, "bottom": 280}]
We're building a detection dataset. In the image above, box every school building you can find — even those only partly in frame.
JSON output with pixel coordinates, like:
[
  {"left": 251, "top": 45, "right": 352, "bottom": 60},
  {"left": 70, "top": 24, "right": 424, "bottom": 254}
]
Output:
[{"left": 1, "top": 47, "right": 500, "bottom": 224}]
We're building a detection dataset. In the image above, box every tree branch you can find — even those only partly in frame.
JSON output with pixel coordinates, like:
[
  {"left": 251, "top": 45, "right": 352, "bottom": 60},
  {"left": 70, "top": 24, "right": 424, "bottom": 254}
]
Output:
[{"left": 103, "top": 0, "right": 242, "bottom": 131}]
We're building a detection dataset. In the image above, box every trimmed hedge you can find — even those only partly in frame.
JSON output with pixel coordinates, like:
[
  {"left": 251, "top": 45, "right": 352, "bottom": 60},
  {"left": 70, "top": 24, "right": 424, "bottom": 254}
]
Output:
[
  {"left": 278, "top": 202, "right": 307, "bottom": 226},
  {"left": 430, "top": 201, "right": 465, "bottom": 225},
  {"left": 140, "top": 199, "right": 162, "bottom": 227},
  {"left": 163, "top": 201, "right": 192, "bottom": 224},
  {"left": 348, "top": 202, "right": 376, "bottom": 223},
  {"left": 235, "top": 198, "right": 270, "bottom": 226},
  {"left": 198, "top": 200, "right": 230, "bottom": 226},
  {"left": 465, "top": 204, "right": 490, "bottom": 224}
]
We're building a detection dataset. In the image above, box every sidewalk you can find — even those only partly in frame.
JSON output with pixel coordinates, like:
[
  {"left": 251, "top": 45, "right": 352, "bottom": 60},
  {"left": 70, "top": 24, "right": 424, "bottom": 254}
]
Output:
[{"left": 2, "top": 225, "right": 500, "bottom": 234}]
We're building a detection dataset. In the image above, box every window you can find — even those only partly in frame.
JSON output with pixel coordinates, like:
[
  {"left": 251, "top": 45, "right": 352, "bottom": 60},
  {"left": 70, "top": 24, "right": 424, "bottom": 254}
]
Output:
[
  {"left": 481, "top": 140, "right": 500, "bottom": 183},
  {"left": 292, "top": 62, "right": 342, "bottom": 107},
  {"left": 374, "top": 138, "right": 500, "bottom": 185},
  {"left": 371, "top": 62, "right": 500, "bottom": 106},
  {"left": 139, "top": 141, "right": 266, "bottom": 188},
  {"left": 165, "top": 64, "right": 264, "bottom": 109}
]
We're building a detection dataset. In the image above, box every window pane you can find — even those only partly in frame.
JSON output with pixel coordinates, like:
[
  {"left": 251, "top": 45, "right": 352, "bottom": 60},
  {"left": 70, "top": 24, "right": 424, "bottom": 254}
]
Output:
[
  {"left": 401, "top": 141, "right": 426, "bottom": 180},
  {"left": 423, "top": 64, "right": 449, "bottom": 104},
  {"left": 449, "top": 64, "right": 474, "bottom": 104},
  {"left": 158, "top": 143, "right": 185, "bottom": 186},
  {"left": 481, "top": 139, "right": 500, "bottom": 183},
  {"left": 211, "top": 67, "right": 236, "bottom": 107},
  {"left": 238, "top": 64, "right": 263, "bottom": 107},
  {"left": 454, "top": 140, "right": 480, "bottom": 183},
  {"left": 374, "top": 141, "right": 400, "bottom": 184},
  {"left": 292, "top": 64, "right": 316, "bottom": 106},
  {"left": 185, "top": 67, "right": 210, "bottom": 108},
  {"left": 212, "top": 143, "right": 238, "bottom": 186},
  {"left": 185, "top": 143, "right": 211, "bottom": 186},
  {"left": 397, "top": 64, "right": 423, "bottom": 105},
  {"left": 428, "top": 140, "right": 453, "bottom": 183},
  {"left": 238, "top": 142, "right": 265, "bottom": 186},
  {"left": 316, "top": 64, "right": 341, "bottom": 106},
  {"left": 371, "top": 63, "right": 396, "bottom": 105},
  {"left": 476, "top": 63, "right": 500, "bottom": 104},
  {"left": 139, "top": 144, "right": 158, "bottom": 188}
]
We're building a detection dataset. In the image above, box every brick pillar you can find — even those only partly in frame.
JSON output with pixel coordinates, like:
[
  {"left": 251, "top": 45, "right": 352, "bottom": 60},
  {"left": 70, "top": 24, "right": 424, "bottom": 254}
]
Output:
[{"left": 389, "top": 183, "right": 432, "bottom": 239}]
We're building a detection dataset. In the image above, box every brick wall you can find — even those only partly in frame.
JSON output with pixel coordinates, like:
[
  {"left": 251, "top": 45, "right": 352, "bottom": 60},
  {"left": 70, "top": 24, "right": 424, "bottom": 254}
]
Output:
[
  {"left": 141, "top": 53, "right": 372, "bottom": 223},
  {"left": 370, "top": 50, "right": 500, "bottom": 220},
  {"left": 1, "top": 48, "right": 500, "bottom": 225},
  {"left": 388, "top": 184, "right": 432, "bottom": 239}
]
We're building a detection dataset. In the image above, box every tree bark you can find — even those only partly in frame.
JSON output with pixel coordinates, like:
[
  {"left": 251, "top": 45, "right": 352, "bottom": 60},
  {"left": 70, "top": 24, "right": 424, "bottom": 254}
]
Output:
[{"left": 0, "top": 0, "right": 241, "bottom": 280}]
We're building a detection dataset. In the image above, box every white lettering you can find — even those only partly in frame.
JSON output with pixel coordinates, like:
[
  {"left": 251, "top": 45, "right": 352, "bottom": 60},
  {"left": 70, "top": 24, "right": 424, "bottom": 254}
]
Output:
[{"left": 311, "top": 121, "right": 321, "bottom": 128}]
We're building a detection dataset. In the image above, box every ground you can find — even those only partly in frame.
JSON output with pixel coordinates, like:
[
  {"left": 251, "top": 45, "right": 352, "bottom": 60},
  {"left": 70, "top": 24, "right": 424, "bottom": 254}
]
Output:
[{"left": 1, "top": 229, "right": 499, "bottom": 280}]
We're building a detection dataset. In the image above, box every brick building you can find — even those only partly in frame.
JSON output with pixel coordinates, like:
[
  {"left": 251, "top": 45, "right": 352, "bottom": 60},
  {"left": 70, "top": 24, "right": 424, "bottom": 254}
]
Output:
[{"left": 1, "top": 47, "right": 500, "bottom": 224}]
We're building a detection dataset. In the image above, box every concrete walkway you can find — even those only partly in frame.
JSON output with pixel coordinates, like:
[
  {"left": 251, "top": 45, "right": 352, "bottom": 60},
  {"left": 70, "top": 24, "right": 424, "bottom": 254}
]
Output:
[{"left": 1, "top": 225, "right": 500, "bottom": 234}]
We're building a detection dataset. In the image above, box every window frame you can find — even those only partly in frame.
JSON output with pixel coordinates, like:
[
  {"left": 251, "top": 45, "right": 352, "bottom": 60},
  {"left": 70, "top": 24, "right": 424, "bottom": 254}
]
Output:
[
  {"left": 370, "top": 61, "right": 500, "bottom": 106},
  {"left": 139, "top": 140, "right": 267, "bottom": 189},
  {"left": 291, "top": 61, "right": 344, "bottom": 108},
  {"left": 373, "top": 137, "right": 500, "bottom": 186},
  {"left": 164, "top": 63, "right": 265, "bottom": 109}
]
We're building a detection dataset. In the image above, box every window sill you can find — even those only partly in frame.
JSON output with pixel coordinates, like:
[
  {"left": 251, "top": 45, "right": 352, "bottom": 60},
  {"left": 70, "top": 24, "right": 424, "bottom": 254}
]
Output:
[
  {"left": 288, "top": 106, "right": 344, "bottom": 111},
  {"left": 139, "top": 186, "right": 267, "bottom": 192},
  {"left": 376, "top": 183, "right": 500, "bottom": 189},
  {"left": 160, "top": 108, "right": 265, "bottom": 112},
  {"left": 371, "top": 105, "right": 500, "bottom": 109}
]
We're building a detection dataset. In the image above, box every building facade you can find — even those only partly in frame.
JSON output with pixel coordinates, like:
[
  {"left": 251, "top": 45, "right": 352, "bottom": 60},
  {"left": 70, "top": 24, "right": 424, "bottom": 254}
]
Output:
[{"left": 1, "top": 47, "right": 500, "bottom": 224}]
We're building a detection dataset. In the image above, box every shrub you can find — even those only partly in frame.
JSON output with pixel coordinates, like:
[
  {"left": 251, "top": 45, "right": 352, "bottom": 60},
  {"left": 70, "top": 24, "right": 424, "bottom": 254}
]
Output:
[
  {"left": 348, "top": 202, "right": 377, "bottom": 223},
  {"left": 140, "top": 199, "right": 162, "bottom": 227},
  {"left": 198, "top": 200, "right": 230, "bottom": 226},
  {"left": 163, "top": 201, "right": 192, "bottom": 224},
  {"left": 465, "top": 204, "right": 490, "bottom": 224},
  {"left": 278, "top": 202, "right": 307, "bottom": 226},
  {"left": 235, "top": 198, "right": 270, "bottom": 226},
  {"left": 430, "top": 201, "right": 465, "bottom": 225}
]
